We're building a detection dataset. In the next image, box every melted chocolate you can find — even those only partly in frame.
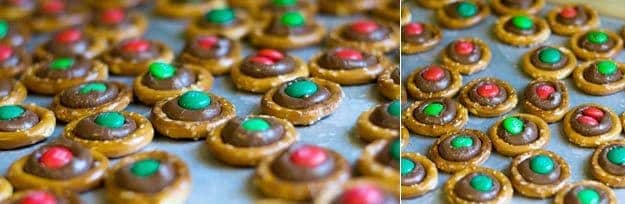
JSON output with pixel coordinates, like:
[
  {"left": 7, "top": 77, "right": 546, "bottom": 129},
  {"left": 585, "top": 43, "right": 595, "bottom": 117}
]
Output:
[
  {"left": 402, "top": 24, "right": 434, "bottom": 44},
  {"left": 342, "top": 23, "right": 391, "bottom": 42},
  {"left": 504, "top": 19, "right": 537, "bottom": 35},
  {"left": 414, "top": 66, "right": 452, "bottom": 93},
  {"left": 530, "top": 47, "right": 569, "bottom": 70},
  {"left": 445, "top": 2, "right": 480, "bottom": 18},
  {"left": 240, "top": 55, "right": 296, "bottom": 78},
  {"left": 391, "top": 68, "right": 399, "bottom": 84},
  {"left": 59, "top": 81, "right": 120, "bottom": 108},
  {"left": 265, "top": 16, "right": 313, "bottom": 36},
  {"left": 23, "top": 141, "right": 93, "bottom": 180},
  {"left": 141, "top": 65, "right": 197, "bottom": 90},
  {"left": 270, "top": 144, "right": 336, "bottom": 181},
  {"left": 454, "top": 173, "right": 501, "bottom": 202},
  {"left": 518, "top": 155, "right": 562, "bottom": 184},
  {"left": 184, "top": 36, "right": 232, "bottom": 59},
  {"left": 220, "top": 117, "right": 285, "bottom": 147},
  {"left": 501, "top": 0, "right": 535, "bottom": 8},
  {"left": 598, "top": 145, "right": 625, "bottom": 176},
  {"left": 317, "top": 48, "right": 378, "bottom": 70},
  {"left": 570, "top": 107, "right": 612, "bottom": 136},
  {"left": 557, "top": 6, "right": 589, "bottom": 26},
  {"left": 272, "top": 79, "right": 331, "bottom": 109},
  {"left": 525, "top": 81, "right": 563, "bottom": 110},
  {"left": 584, "top": 63, "right": 622, "bottom": 84},
  {"left": 369, "top": 102, "right": 400, "bottom": 129},
  {"left": 438, "top": 134, "right": 482, "bottom": 161},
  {"left": 497, "top": 119, "right": 539, "bottom": 145},
  {"left": 113, "top": 39, "right": 160, "bottom": 61},
  {"left": 446, "top": 41, "right": 482, "bottom": 64},
  {"left": 401, "top": 158, "right": 425, "bottom": 186},
  {"left": 35, "top": 58, "right": 92, "bottom": 79},
  {"left": 0, "top": 107, "right": 39, "bottom": 132},
  {"left": 413, "top": 98, "right": 458, "bottom": 125},
  {"left": 73, "top": 113, "right": 137, "bottom": 140},
  {"left": 578, "top": 34, "right": 616, "bottom": 53},
  {"left": 563, "top": 186, "right": 609, "bottom": 204},
  {"left": 115, "top": 159, "right": 176, "bottom": 193},
  {"left": 44, "top": 33, "right": 90, "bottom": 58},
  {"left": 468, "top": 81, "right": 508, "bottom": 106},
  {"left": 0, "top": 79, "right": 15, "bottom": 97},
  {"left": 93, "top": 10, "right": 132, "bottom": 29},
  {"left": 375, "top": 141, "right": 399, "bottom": 170},
  {"left": 162, "top": 95, "right": 221, "bottom": 122}
]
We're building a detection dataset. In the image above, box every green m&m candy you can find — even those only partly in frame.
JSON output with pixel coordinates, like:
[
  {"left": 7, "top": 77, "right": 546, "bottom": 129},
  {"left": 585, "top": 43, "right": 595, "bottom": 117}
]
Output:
[
  {"left": 387, "top": 100, "right": 400, "bottom": 117},
  {"left": 451, "top": 135, "right": 473, "bottom": 149},
  {"left": 285, "top": 79, "right": 317, "bottom": 98},
  {"left": 242, "top": 118, "right": 271, "bottom": 132},
  {"left": 423, "top": 102, "right": 444, "bottom": 117},
  {"left": 79, "top": 83, "right": 107, "bottom": 94},
  {"left": 586, "top": 31, "right": 608, "bottom": 44},
  {"left": 273, "top": 0, "right": 296, "bottom": 6},
  {"left": 456, "top": 2, "right": 477, "bottom": 18},
  {"left": 529, "top": 154, "right": 555, "bottom": 175},
  {"left": 50, "top": 57, "right": 75, "bottom": 70},
  {"left": 597, "top": 60, "right": 617, "bottom": 76},
  {"left": 538, "top": 47, "right": 561, "bottom": 64},
  {"left": 390, "top": 139, "right": 401, "bottom": 160},
  {"left": 511, "top": 15, "right": 533, "bottom": 30},
  {"left": 0, "top": 105, "right": 24, "bottom": 121},
  {"left": 95, "top": 112, "right": 125, "bottom": 129},
  {"left": 131, "top": 159, "right": 160, "bottom": 177},
  {"left": 281, "top": 12, "right": 305, "bottom": 27},
  {"left": 400, "top": 157, "right": 415, "bottom": 176},
  {"left": 205, "top": 8, "right": 235, "bottom": 24},
  {"left": 607, "top": 146, "right": 625, "bottom": 165},
  {"left": 149, "top": 62, "right": 176, "bottom": 80},
  {"left": 577, "top": 189, "right": 600, "bottom": 204},
  {"left": 502, "top": 117, "right": 524, "bottom": 135},
  {"left": 470, "top": 174, "right": 494, "bottom": 192},
  {"left": 0, "top": 20, "right": 8, "bottom": 38},
  {"left": 178, "top": 91, "right": 211, "bottom": 110}
]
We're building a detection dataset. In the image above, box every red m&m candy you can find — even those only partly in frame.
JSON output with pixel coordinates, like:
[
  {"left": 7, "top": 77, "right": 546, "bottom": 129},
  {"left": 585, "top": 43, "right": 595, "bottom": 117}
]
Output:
[
  {"left": 477, "top": 83, "right": 500, "bottom": 98},
  {"left": 197, "top": 36, "right": 218, "bottom": 49},
  {"left": 250, "top": 49, "right": 284, "bottom": 65},
  {"left": 100, "top": 8, "right": 125, "bottom": 25},
  {"left": 421, "top": 65, "right": 445, "bottom": 81},
  {"left": 0, "top": 45, "right": 13, "bottom": 61},
  {"left": 41, "top": 0, "right": 64, "bottom": 14},
  {"left": 54, "top": 28, "right": 82, "bottom": 44},
  {"left": 335, "top": 48, "right": 363, "bottom": 60},
  {"left": 340, "top": 185, "right": 384, "bottom": 204},
  {"left": 122, "top": 39, "right": 150, "bottom": 53},
  {"left": 39, "top": 146, "right": 73, "bottom": 169},
  {"left": 559, "top": 7, "right": 577, "bottom": 18},
  {"left": 582, "top": 107, "right": 604, "bottom": 120},
  {"left": 403, "top": 23, "right": 424, "bottom": 35},
  {"left": 20, "top": 191, "right": 57, "bottom": 204},
  {"left": 351, "top": 20, "right": 379, "bottom": 34},
  {"left": 289, "top": 145, "right": 327, "bottom": 168},
  {"left": 454, "top": 41, "right": 475, "bottom": 55},
  {"left": 535, "top": 84, "right": 555, "bottom": 100}
]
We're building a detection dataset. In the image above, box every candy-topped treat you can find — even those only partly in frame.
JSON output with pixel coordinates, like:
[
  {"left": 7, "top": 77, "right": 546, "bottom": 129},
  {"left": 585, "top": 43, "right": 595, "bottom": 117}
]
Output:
[
  {"left": 254, "top": 0, "right": 317, "bottom": 21},
  {"left": 444, "top": 166, "right": 513, "bottom": 203},
  {"left": 34, "top": 27, "right": 108, "bottom": 60},
  {"left": 441, "top": 38, "right": 492, "bottom": 75},
  {"left": 0, "top": 104, "right": 55, "bottom": 149},
  {"left": 179, "top": 35, "right": 242, "bottom": 75},
  {"left": 63, "top": 111, "right": 153, "bottom": 158},
  {"left": 314, "top": 178, "right": 399, "bottom": 204},
  {"left": 401, "top": 22, "right": 442, "bottom": 54},
  {"left": 356, "top": 101, "right": 400, "bottom": 143},
  {"left": 488, "top": 114, "right": 550, "bottom": 156},
  {"left": 86, "top": 0, "right": 143, "bottom": 10},
  {"left": 428, "top": 129, "right": 492, "bottom": 173},
  {"left": 105, "top": 151, "right": 191, "bottom": 204},
  {"left": 547, "top": 4, "right": 599, "bottom": 36},
  {"left": 373, "top": 0, "right": 404, "bottom": 23},
  {"left": 435, "top": 0, "right": 490, "bottom": 29},
  {"left": 490, "top": 0, "right": 545, "bottom": 15},
  {"left": 522, "top": 78, "right": 570, "bottom": 123},
  {"left": 21, "top": 57, "right": 108, "bottom": 95},
  {"left": 591, "top": 140, "right": 625, "bottom": 187},
  {"left": 509, "top": 150, "right": 570, "bottom": 198},
  {"left": 0, "top": 20, "right": 30, "bottom": 48},
  {"left": 357, "top": 139, "right": 401, "bottom": 183},
  {"left": 151, "top": 90, "right": 236, "bottom": 139},
  {"left": 377, "top": 65, "right": 400, "bottom": 100},
  {"left": 0, "top": 79, "right": 26, "bottom": 106},
  {"left": 570, "top": 30, "right": 623, "bottom": 61},
  {"left": 133, "top": 62, "right": 213, "bottom": 105},
  {"left": 328, "top": 19, "right": 400, "bottom": 54},
  {"left": 7, "top": 141, "right": 109, "bottom": 192},
  {"left": 101, "top": 38, "right": 174, "bottom": 75},
  {"left": 249, "top": 11, "right": 325, "bottom": 50},
  {"left": 401, "top": 151, "right": 438, "bottom": 198},
  {"left": 402, "top": 97, "right": 468, "bottom": 137},
  {"left": 261, "top": 77, "right": 343, "bottom": 125},
  {"left": 0, "top": 0, "right": 35, "bottom": 20},
  {"left": 309, "top": 47, "right": 393, "bottom": 85},
  {"left": 521, "top": 46, "right": 577, "bottom": 79},
  {"left": 562, "top": 104, "right": 622, "bottom": 147},
  {"left": 553, "top": 180, "right": 617, "bottom": 204},
  {"left": 458, "top": 77, "right": 518, "bottom": 117},
  {"left": 155, "top": 0, "right": 226, "bottom": 19},
  {"left": 493, "top": 14, "right": 551, "bottom": 46},
  {"left": 318, "top": 0, "right": 380, "bottom": 16},
  {"left": 1, "top": 189, "right": 82, "bottom": 204},
  {"left": 254, "top": 144, "right": 350, "bottom": 201},
  {"left": 416, "top": 0, "right": 457, "bottom": 9},
  {"left": 0, "top": 44, "right": 31, "bottom": 78},
  {"left": 84, "top": 8, "right": 148, "bottom": 43},
  {"left": 572, "top": 59, "right": 625, "bottom": 96},
  {"left": 186, "top": 8, "right": 253, "bottom": 40},
  {"left": 231, "top": 49, "right": 308, "bottom": 93},
  {"left": 29, "top": 0, "right": 89, "bottom": 33},
  {"left": 50, "top": 81, "right": 132, "bottom": 123},
  {"left": 207, "top": 115, "right": 298, "bottom": 166}
]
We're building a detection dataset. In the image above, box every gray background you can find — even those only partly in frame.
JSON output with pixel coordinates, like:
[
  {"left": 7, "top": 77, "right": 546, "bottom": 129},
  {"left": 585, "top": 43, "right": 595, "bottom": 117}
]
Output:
[
  {"left": 0, "top": 7, "right": 395, "bottom": 204},
  {"left": 402, "top": 2, "right": 625, "bottom": 203}
]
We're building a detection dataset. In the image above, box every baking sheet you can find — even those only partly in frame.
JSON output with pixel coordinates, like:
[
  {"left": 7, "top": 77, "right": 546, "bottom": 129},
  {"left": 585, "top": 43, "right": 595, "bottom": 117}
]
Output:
[
  {"left": 0, "top": 8, "right": 394, "bottom": 204},
  {"left": 402, "top": 2, "right": 625, "bottom": 203}
]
